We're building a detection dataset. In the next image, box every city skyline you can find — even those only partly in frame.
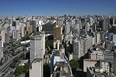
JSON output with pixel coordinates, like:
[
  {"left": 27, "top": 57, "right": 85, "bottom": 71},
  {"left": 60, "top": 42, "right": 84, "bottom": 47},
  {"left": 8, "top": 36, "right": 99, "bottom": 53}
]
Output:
[{"left": 0, "top": 0, "right": 116, "bottom": 17}]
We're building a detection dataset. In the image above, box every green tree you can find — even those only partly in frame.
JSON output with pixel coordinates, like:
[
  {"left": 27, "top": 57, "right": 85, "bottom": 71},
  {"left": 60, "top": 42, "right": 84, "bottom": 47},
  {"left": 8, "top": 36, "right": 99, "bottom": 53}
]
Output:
[
  {"left": 23, "top": 63, "right": 30, "bottom": 73},
  {"left": 16, "top": 51, "right": 20, "bottom": 55},
  {"left": 15, "top": 63, "right": 30, "bottom": 76},
  {"left": 10, "top": 62, "right": 16, "bottom": 68},
  {"left": 14, "top": 57, "right": 18, "bottom": 62},
  {"left": 15, "top": 66, "right": 24, "bottom": 76},
  {"left": 11, "top": 48, "right": 14, "bottom": 51},
  {"left": 0, "top": 62, "right": 3, "bottom": 66},
  {"left": 69, "top": 59, "right": 79, "bottom": 73},
  {"left": 12, "top": 44, "right": 16, "bottom": 47}
]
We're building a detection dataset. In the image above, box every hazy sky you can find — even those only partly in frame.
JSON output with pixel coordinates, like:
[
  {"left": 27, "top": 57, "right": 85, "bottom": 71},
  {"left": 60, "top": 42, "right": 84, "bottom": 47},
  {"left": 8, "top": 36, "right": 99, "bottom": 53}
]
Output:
[{"left": 0, "top": 0, "right": 116, "bottom": 17}]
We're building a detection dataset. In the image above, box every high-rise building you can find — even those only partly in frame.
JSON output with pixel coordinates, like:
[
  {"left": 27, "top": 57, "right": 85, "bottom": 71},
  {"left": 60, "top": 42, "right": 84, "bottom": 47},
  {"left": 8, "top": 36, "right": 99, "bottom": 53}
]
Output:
[
  {"left": 28, "top": 25, "right": 32, "bottom": 34},
  {"left": 12, "top": 29, "right": 19, "bottom": 41},
  {"left": 30, "top": 21, "right": 36, "bottom": 32},
  {"left": 29, "top": 32, "right": 45, "bottom": 77},
  {"left": 90, "top": 50, "right": 104, "bottom": 60},
  {"left": 26, "top": 21, "right": 30, "bottom": 31},
  {"left": 29, "top": 58, "right": 43, "bottom": 77},
  {"left": 65, "top": 22, "right": 70, "bottom": 34},
  {"left": 110, "top": 18, "right": 115, "bottom": 25},
  {"left": 0, "top": 41, "right": 3, "bottom": 61},
  {"left": 5, "top": 33, "right": 9, "bottom": 43},
  {"left": 20, "top": 26, "right": 25, "bottom": 37},
  {"left": 56, "top": 20, "right": 63, "bottom": 27},
  {"left": 73, "top": 24, "right": 80, "bottom": 38},
  {"left": 1, "top": 30, "right": 6, "bottom": 43},
  {"left": 114, "top": 50, "right": 116, "bottom": 75},
  {"left": 53, "top": 26, "right": 62, "bottom": 41},
  {"left": 30, "top": 32, "right": 45, "bottom": 62}
]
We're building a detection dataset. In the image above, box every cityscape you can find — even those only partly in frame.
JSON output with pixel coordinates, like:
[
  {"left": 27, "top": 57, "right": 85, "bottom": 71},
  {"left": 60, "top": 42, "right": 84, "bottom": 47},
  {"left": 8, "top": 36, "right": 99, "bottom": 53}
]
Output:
[{"left": 0, "top": 0, "right": 116, "bottom": 77}]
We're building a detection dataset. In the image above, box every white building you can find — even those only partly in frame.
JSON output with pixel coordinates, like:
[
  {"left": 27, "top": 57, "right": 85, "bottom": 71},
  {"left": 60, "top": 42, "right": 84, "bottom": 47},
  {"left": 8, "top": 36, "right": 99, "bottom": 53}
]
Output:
[
  {"left": 90, "top": 50, "right": 104, "bottom": 60},
  {"left": 113, "top": 34, "right": 116, "bottom": 46},
  {"left": 13, "top": 29, "right": 19, "bottom": 40},
  {"left": 1, "top": 30, "right": 6, "bottom": 43},
  {"left": 29, "top": 32, "right": 45, "bottom": 77},
  {"left": 20, "top": 25, "right": 25, "bottom": 37},
  {"left": 50, "top": 49, "right": 73, "bottom": 77},
  {"left": 30, "top": 32, "right": 45, "bottom": 62},
  {"left": 0, "top": 41, "right": 3, "bottom": 61},
  {"left": 114, "top": 51, "right": 116, "bottom": 75},
  {"left": 83, "top": 59, "right": 99, "bottom": 72},
  {"left": 29, "top": 59, "right": 43, "bottom": 77},
  {"left": 97, "top": 32, "right": 101, "bottom": 44}
]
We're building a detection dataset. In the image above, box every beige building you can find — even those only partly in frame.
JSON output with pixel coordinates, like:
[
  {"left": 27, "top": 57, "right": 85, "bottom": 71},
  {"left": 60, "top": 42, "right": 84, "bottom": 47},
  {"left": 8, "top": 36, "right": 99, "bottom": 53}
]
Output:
[
  {"left": 1, "top": 30, "right": 6, "bottom": 43},
  {"left": 53, "top": 26, "right": 62, "bottom": 41},
  {"left": 28, "top": 25, "right": 32, "bottom": 34},
  {"left": 20, "top": 25, "right": 25, "bottom": 37}
]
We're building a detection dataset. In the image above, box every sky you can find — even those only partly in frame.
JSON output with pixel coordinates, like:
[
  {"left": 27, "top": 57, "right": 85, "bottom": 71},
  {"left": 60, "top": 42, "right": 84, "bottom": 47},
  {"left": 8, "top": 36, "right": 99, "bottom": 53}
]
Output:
[{"left": 0, "top": 0, "right": 116, "bottom": 17}]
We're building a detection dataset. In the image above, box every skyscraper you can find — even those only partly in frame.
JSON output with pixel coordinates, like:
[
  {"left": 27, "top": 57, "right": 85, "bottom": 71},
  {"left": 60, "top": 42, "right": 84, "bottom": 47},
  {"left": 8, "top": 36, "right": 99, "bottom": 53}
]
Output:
[
  {"left": 30, "top": 32, "right": 45, "bottom": 62},
  {"left": 53, "top": 26, "right": 62, "bottom": 41},
  {"left": 30, "top": 21, "right": 36, "bottom": 33},
  {"left": 29, "top": 32, "right": 45, "bottom": 77}
]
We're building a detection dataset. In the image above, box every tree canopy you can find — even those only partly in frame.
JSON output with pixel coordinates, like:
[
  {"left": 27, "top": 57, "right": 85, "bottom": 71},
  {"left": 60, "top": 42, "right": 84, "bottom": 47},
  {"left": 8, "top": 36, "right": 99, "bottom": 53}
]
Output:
[
  {"left": 15, "top": 63, "right": 30, "bottom": 76},
  {"left": 69, "top": 59, "right": 79, "bottom": 69}
]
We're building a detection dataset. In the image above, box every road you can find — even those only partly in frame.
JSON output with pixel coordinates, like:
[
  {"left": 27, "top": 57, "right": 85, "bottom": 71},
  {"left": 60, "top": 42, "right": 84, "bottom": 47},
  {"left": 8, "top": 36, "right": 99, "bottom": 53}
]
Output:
[{"left": 0, "top": 50, "right": 29, "bottom": 76}]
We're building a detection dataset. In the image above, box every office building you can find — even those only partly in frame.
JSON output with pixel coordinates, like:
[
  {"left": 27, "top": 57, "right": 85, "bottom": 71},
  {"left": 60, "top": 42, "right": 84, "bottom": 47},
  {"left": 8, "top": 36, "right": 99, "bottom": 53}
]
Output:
[
  {"left": 50, "top": 49, "right": 73, "bottom": 77},
  {"left": 0, "top": 41, "right": 3, "bottom": 61},
  {"left": 110, "top": 18, "right": 115, "bottom": 25},
  {"left": 28, "top": 25, "right": 32, "bottom": 34},
  {"left": 12, "top": 29, "right": 19, "bottom": 41},
  {"left": 26, "top": 21, "right": 30, "bottom": 31},
  {"left": 83, "top": 59, "right": 99, "bottom": 72},
  {"left": 73, "top": 24, "right": 80, "bottom": 38},
  {"left": 1, "top": 30, "right": 6, "bottom": 43},
  {"left": 20, "top": 25, "right": 25, "bottom": 37},
  {"left": 65, "top": 24, "right": 70, "bottom": 34},
  {"left": 53, "top": 26, "right": 62, "bottom": 41},
  {"left": 29, "top": 58, "right": 43, "bottom": 77},
  {"left": 56, "top": 20, "right": 63, "bottom": 27},
  {"left": 29, "top": 32, "right": 45, "bottom": 77},
  {"left": 30, "top": 32, "right": 45, "bottom": 62},
  {"left": 114, "top": 50, "right": 116, "bottom": 75},
  {"left": 113, "top": 34, "right": 116, "bottom": 46},
  {"left": 5, "top": 33, "right": 9, "bottom": 43},
  {"left": 90, "top": 50, "right": 104, "bottom": 60},
  {"left": 30, "top": 21, "right": 36, "bottom": 32}
]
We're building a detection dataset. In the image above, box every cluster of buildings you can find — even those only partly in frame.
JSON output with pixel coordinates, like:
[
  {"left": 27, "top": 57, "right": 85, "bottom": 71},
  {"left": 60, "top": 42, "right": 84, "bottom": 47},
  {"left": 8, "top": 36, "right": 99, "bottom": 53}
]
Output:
[
  {"left": 1, "top": 15, "right": 116, "bottom": 77},
  {"left": 51, "top": 15, "right": 116, "bottom": 77}
]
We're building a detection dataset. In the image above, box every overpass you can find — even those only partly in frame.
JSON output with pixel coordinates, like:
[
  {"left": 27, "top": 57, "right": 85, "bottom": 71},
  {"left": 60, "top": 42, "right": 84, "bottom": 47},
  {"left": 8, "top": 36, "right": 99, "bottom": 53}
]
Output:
[{"left": 0, "top": 50, "right": 29, "bottom": 76}]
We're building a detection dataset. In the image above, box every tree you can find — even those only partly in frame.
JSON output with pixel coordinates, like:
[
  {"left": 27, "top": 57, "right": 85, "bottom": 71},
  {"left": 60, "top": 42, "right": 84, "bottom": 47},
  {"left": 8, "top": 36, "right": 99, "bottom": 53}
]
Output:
[
  {"left": 11, "top": 48, "right": 14, "bottom": 51},
  {"left": 16, "top": 51, "right": 20, "bottom": 55},
  {"left": 0, "top": 62, "right": 3, "bottom": 66},
  {"left": 15, "top": 63, "right": 30, "bottom": 76},
  {"left": 69, "top": 59, "right": 79, "bottom": 73},
  {"left": 15, "top": 66, "right": 24, "bottom": 76},
  {"left": 12, "top": 44, "right": 16, "bottom": 47},
  {"left": 14, "top": 57, "right": 18, "bottom": 62},
  {"left": 10, "top": 62, "right": 16, "bottom": 68}
]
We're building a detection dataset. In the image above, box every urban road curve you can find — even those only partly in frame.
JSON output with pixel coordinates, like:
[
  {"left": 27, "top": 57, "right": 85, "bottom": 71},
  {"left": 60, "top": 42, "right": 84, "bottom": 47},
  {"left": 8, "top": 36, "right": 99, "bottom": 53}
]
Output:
[{"left": 0, "top": 50, "right": 29, "bottom": 76}]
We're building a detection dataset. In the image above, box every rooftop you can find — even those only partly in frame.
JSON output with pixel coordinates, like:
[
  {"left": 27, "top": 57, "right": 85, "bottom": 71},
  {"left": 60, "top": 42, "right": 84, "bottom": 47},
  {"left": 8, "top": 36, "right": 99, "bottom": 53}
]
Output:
[{"left": 84, "top": 59, "right": 99, "bottom": 62}]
